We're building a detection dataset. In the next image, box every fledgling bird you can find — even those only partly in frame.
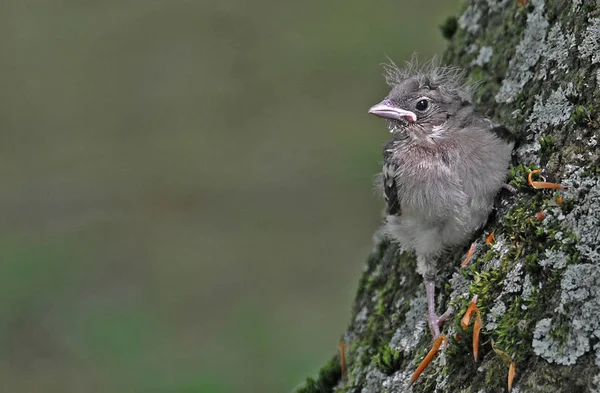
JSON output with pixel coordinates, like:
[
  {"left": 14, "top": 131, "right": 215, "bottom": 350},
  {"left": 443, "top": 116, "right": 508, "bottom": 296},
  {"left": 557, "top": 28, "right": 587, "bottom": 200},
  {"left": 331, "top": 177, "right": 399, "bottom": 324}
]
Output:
[{"left": 369, "top": 58, "right": 514, "bottom": 338}]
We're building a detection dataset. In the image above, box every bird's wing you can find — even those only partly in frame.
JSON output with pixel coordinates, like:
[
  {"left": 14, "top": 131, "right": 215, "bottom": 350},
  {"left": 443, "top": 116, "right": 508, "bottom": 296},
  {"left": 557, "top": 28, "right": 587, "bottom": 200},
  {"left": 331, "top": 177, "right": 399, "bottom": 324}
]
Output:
[
  {"left": 382, "top": 148, "right": 401, "bottom": 216},
  {"left": 489, "top": 124, "right": 516, "bottom": 145}
]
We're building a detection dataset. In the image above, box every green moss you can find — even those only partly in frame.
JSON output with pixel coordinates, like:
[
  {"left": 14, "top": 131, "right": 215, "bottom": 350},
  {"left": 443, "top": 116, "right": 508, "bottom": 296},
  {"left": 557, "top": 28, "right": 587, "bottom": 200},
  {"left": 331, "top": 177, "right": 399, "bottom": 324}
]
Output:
[
  {"left": 354, "top": 241, "right": 388, "bottom": 303},
  {"left": 507, "top": 164, "right": 539, "bottom": 189},
  {"left": 570, "top": 105, "right": 596, "bottom": 127},
  {"left": 294, "top": 357, "right": 341, "bottom": 393},
  {"left": 524, "top": 250, "right": 540, "bottom": 270},
  {"left": 470, "top": 69, "right": 501, "bottom": 105},
  {"left": 469, "top": 68, "right": 485, "bottom": 82},
  {"left": 482, "top": 248, "right": 498, "bottom": 262},
  {"left": 579, "top": 165, "right": 600, "bottom": 179},
  {"left": 504, "top": 204, "right": 537, "bottom": 238},
  {"left": 468, "top": 264, "right": 505, "bottom": 311},
  {"left": 495, "top": 299, "right": 528, "bottom": 351},
  {"left": 539, "top": 135, "right": 555, "bottom": 156},
  {"left": 582, "top": 0, "right": 597, "bottom": 14},
  {"left": 483, "top": 359, "right": 509, "bottom": 389},
  {"left": 440, "top": 16, "right": 459, "bottom": 40},
  {"left": 373, "top": 344, "right": 403, "bottom": 375}
]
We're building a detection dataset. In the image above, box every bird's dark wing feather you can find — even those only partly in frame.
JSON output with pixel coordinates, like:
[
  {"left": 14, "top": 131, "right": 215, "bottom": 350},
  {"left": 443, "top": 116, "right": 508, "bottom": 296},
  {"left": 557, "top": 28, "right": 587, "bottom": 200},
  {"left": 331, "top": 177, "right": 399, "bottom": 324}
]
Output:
[
  {"left": 382, "top": 146, "right": 401, "bottom": 216},
  {"left": 489, "top": 124, "right": 515, "bottom": 144},
  {"left": 489, "top": 124, "right": 518, "bottom": 165}
]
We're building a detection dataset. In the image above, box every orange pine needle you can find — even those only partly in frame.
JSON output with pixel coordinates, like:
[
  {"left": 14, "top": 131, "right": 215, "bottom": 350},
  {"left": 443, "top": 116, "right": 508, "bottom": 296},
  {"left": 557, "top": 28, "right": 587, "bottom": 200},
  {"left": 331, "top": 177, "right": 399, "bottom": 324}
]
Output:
[
  {"left": 473, "top": 310, "right": 482, "bottom": 361},
  {"left": 508, "top": 361, "right": 516, "bottom": 392},
  {"left": 485, "top": 231, "right": 495, "bottom": 246},
  {"left": 527, "top": 169, "right": 540, "bottom": 184},
  {"left": 338, "top": 341, "right": 347, "bottom": 381},
  {"left": 555, "top": 195, "right": 564, "bottom": 204},
  {"left": 528, "top": 169, "right": 567, "bottom": 190},
  {"left": 492, "top": 340, "right": 517, "bottom": 392},
  {"left": 461, "top": 243, "right": 476, "bottom": 267},
  {"left": 530, "top": 181, "right": 567, "bottom": 189},
  {"left": 461, "top": 295, "right": 478, "bottom": 330},
  {"left": 410, "top": 335, "right": 448, "bottom": 385},
  {"left": 527, "top": 169, "right": 540, "bottom": 186}
]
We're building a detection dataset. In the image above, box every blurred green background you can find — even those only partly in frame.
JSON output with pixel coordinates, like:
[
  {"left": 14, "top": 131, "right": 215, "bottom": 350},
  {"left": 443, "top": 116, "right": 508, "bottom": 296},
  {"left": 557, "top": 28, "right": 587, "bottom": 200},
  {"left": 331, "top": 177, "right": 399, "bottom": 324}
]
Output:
[{"left": 0, "top": 0, "right": 457, "bottom": 392}]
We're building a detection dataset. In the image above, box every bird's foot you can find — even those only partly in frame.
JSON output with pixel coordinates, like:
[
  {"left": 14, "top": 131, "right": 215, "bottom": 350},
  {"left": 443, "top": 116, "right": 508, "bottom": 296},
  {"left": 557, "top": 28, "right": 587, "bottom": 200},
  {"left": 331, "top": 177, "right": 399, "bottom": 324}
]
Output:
[
  {"left": 427, "top": 307, "right": 454, "bottom": 338},
  {"left": 502, "top": 183, "right": 518, "bottom": 193}
]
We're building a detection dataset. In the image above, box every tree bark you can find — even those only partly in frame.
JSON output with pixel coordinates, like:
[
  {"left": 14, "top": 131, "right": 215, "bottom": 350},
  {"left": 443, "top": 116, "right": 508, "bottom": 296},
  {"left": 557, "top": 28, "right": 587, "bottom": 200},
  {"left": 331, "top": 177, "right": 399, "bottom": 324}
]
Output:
[{"left": 294, "top": 0, "right": 600, "bottom": 392}]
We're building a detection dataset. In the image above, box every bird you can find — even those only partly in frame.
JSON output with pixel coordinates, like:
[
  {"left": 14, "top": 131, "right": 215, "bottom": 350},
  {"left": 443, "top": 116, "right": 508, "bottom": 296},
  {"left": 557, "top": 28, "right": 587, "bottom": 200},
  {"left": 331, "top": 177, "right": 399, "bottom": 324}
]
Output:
[{"left": 368, "top": 57, "right": 514, "bottom": 338}]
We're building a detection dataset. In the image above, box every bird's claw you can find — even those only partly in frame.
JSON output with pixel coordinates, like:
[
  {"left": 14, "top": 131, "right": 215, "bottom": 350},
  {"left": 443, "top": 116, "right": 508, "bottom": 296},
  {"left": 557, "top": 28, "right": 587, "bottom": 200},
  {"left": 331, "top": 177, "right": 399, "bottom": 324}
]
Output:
[
  {"left": 502, "top": 182, "right": 518, "bottom": 193},
  {"left": 428, "top": 307, "right": 454, "bottom": 338},
  {"left": 428, "top": 315, "right": 441, "bottom": 338}
]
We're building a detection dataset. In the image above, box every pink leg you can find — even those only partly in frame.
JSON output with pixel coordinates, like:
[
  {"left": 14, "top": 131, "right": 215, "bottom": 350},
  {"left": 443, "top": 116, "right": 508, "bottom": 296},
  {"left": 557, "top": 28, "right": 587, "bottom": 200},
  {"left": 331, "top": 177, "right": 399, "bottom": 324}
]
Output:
[
  {"left": 425, "top": 279, "right": 454, "bottom": 338},
  {"left": 502, "top": 183, "right": 518, "bottom": 193}
]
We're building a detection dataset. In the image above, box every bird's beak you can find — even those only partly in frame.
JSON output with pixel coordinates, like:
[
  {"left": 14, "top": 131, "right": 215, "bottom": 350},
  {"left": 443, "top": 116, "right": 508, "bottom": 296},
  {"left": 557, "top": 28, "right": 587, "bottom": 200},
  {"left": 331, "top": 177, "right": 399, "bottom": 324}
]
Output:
[{"left": 368, "top": 100, "right": 417, "bottom": 123}]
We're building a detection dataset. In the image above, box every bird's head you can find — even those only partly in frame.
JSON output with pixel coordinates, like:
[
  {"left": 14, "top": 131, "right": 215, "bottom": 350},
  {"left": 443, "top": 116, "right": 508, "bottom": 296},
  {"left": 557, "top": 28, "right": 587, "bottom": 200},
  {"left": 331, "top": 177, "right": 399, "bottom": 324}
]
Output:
[{"left": 369, "top": 57, "right": 474, "bottom": 139}]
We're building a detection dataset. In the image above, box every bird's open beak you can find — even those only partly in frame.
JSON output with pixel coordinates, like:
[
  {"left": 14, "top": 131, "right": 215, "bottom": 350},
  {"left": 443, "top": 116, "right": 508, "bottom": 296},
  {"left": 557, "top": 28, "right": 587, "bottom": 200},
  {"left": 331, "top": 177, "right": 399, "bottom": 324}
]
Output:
[{"left": 368, "top": 100, "right": 417, "bottom": 123}]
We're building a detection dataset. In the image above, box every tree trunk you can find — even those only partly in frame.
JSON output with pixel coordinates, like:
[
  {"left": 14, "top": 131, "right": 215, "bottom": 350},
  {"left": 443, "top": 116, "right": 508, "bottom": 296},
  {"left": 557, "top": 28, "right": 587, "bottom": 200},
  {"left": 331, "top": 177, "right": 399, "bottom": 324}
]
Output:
[{"left": 294, "top": 0, "right": 600, "bottom": 392}]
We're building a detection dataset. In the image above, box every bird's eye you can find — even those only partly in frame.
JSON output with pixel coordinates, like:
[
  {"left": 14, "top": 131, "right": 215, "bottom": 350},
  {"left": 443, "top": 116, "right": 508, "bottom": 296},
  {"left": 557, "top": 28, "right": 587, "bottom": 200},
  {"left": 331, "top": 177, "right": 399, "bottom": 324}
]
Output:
[{"left": 415, "top": 99, "right": 429, "bottom": 111}]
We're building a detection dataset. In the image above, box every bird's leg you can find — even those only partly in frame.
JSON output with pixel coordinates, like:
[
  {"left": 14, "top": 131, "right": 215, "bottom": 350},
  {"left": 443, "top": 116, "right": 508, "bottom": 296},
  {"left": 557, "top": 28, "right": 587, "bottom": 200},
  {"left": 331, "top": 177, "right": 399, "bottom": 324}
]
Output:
[
  {"left": 424, "top": 279, "right": 454, "bottom": 338},
  {"left": 412, "top": 278, "right": 453, "bottom": 386},
  {"left": 439, "top": 306, "right": 455, "bottom": 324},
  {"left": 502, "top": 183, "right": 518, "bottom": 193},
  {"left": 425, "top": 280, "right": 441, "bottom": 337}
]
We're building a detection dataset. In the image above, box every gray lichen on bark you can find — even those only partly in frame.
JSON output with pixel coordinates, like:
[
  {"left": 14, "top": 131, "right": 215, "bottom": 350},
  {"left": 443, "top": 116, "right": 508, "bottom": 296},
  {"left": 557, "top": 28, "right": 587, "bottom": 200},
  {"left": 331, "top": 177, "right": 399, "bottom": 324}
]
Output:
[{"left": 295, "top": 0, "right": 600, "bottom": 392}]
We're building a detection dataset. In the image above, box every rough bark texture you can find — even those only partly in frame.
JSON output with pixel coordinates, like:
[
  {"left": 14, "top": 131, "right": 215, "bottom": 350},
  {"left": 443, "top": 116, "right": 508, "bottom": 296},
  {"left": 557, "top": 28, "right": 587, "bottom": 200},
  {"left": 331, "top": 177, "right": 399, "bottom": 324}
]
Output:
[{"left": 294, "top": 0, "right": 600, "bottom": 392}]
